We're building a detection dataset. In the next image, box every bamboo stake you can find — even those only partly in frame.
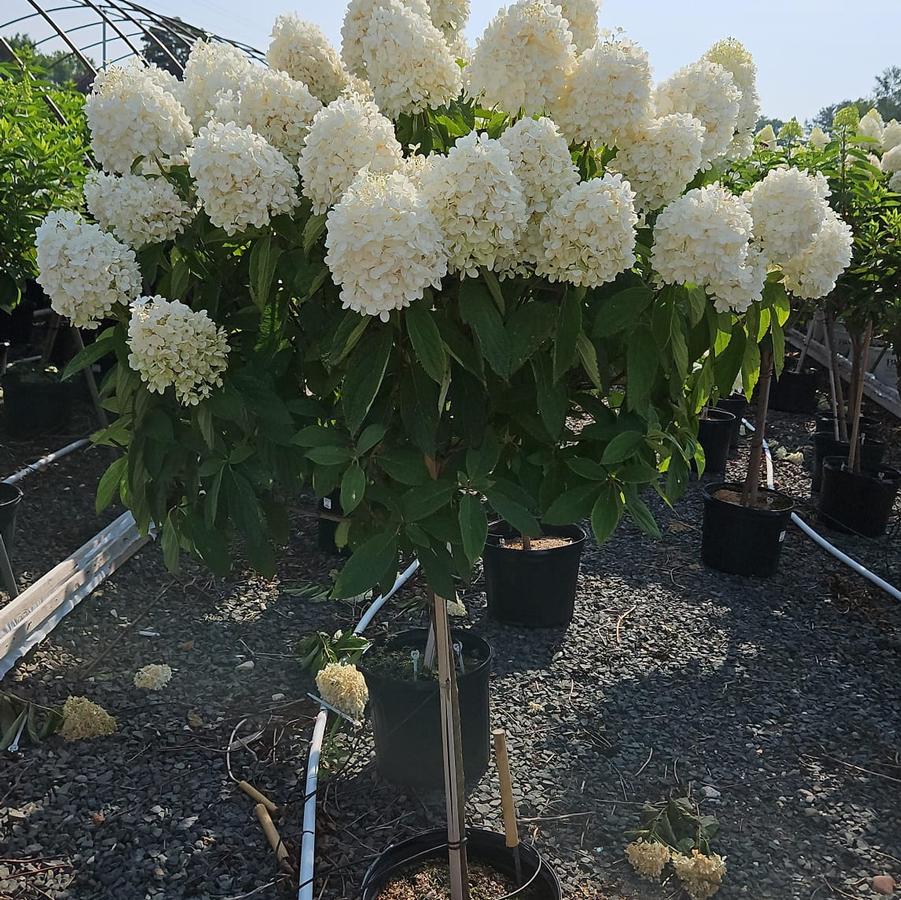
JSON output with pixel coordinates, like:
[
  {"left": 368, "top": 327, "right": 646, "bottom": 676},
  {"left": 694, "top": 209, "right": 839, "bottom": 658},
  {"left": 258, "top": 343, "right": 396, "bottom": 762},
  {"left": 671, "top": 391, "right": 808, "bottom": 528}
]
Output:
[
  {"left": 434, "top": 592, "right": 469, "bottom": 900},
  {"left": 742, "top": 345, "right": 774, "bottom": 508},
  {"left": 493, "top": 730, "right": 523, "bottom": 884},
  {"left": 847, "top": 322, "right": 873, "bottom": 474},
  {"left": 823, "top": 312, "right": 848, "bottom": 442},
  {"left": 253, "top": 803, "right": 292, "bottom": 873},
  {"left": 239, "top": 781, "right": 279, "bottom": 816}
]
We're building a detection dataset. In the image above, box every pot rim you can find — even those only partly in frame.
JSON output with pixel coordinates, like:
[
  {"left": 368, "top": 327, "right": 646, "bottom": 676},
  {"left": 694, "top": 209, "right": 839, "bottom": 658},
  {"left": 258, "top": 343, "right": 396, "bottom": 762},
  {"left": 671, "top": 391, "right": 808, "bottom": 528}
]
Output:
[
  {"left": 821, "top": 457, "right": 901, "bottom": 485},
  {"left": 700, "top": 407, "right": 736, "bottom": 423},
  {"left": 702, "top": 481, "right": 795, "bottom": 516},
  {"left": 486, "top": 521, "right": 586, "bottom": 554},
  {"left": 0, "top": 482, "right": 23, "bottom": 508}
]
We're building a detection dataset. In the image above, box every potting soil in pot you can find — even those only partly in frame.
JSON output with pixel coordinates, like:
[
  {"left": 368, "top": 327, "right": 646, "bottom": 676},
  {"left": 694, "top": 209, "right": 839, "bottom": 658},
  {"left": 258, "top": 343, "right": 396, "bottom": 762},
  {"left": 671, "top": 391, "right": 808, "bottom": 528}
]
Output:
[
  {"left": 498, "top": 535, "right": 573, "bottom": 550},
  {"left": 377, "top": 862, "right": 522, "bottom": 900},
  {"left": 364, "top": 646, "right": 483, "bottom": 680}
]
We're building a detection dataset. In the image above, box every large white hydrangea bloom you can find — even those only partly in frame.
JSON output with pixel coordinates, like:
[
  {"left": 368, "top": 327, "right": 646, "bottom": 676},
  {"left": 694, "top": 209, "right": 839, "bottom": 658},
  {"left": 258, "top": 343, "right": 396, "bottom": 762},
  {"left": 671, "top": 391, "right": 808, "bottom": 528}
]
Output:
[
  {"left": 35, "top": 211, "right": 141, "bottom": 328},
  {"left": 84, "top": 172, "right": 195, "bottom": 248},
  {"left": 215, "top": 68, "right": 322, "bottom": 161},
  {"left": 882, "top": 120, "right": 901, "bottom": 154},
  {"left": 702, "top": 38, "right": 760, "bottom": 160},
  {"left": 189, "top": 122, "right": 299, "bottom": 235},
  {"left": 857, "top": 108, "right": 885, "bottom": 143},
  {"left": 465, "top": 0, "right": 575, "bottom": 117},
  {"left": 342, "top": 0, "right": 432, "bottom": 78},
  {"left": 85, "top": 62, "right": 193, "bottom": 175},
  {"left": 652, "top": 184, "right": 763, "bottom": 313},
  {"left": 889, "top": 171, "right": 901, "bottom": 193},
  {"left": 782, "top": 209, "right": 853, "bottom": 300},
  {"left": 325, "top": 169, "right": 448, "bottom": 321},
  {"left": 298, "top": 93, "right": 404, "bottom": 214},
  {"left": 552, "top": 35, "right": 652, "bottom": 148},
  {"left": 361, "top": 0, "right": 462, "bottom": 118},
  {"left": 537, "top": 175, "right": 638, "bottom": 288},
  {"left": 608, "top": 113, "right": 705, "bottom": 211},
  {"left": 181, "top": 40, "right": 253, "bottom": 127},
  {"left": 881, "top": 143, "right": 901, "bottom": 175},
  {"left": 557, "top": 0, "right": 600, "bottom": 51},
  {"left": 655, "top": 60, "right": 741, "bottom": 167},
  {"left": 427, "top": 0, "right": 471, "bottom": 36},
  {"left": 421, "top": 131, "right": 526, "bottom": 276},
  {"left": 127, "top": 296, "right": 230, "bottom": 406},
  {"left": 743, "top": 167, "right": 831, "bottom": 263},
  {"left": 267, "top": 14, "right": 350, "bottom": 104},
  {"left": 808, "top": 126, "right": 830, "bottom": 150}
]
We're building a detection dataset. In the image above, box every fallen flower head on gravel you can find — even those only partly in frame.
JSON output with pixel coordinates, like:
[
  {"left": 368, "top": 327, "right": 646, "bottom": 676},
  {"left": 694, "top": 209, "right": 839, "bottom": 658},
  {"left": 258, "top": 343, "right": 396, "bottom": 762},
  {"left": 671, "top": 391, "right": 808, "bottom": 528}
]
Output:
[
  {"left": 625, "top": 839, "right": 671, "bottom": 880},
  {"left": 316, "top": 662, "right": 369, "bottom": 721},
  {"left": 133, "top": 663, "right": 173, "bottom": 691},
  {"left": 672, "top": 849, "right": 727, "bottom": 899},
  {"left": 59, "top": 696, "right": 117, "bottom": 741}
]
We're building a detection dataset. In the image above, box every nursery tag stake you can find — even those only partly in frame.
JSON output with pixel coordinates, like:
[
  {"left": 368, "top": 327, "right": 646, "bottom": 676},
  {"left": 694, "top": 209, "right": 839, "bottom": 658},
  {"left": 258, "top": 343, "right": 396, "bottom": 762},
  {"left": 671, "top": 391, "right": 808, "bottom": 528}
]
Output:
[{"left": 493, "top": 729, "right": 523, "bottom": 885}]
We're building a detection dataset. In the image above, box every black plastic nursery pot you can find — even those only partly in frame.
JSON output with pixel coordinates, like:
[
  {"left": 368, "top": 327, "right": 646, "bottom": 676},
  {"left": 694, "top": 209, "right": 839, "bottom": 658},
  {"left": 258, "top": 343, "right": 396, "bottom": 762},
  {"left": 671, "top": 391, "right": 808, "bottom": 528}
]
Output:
[
  {"left": 483, "top": 524, "right": 585, "bottom": 628},
  {"left": 810, "top": 432, "right": 886, "bottom": 493},
  {"left": 697, "top": 408, "right": 736, "bottom": 475},
  {"left": 360, "top": 629, "right": 492, "bottom": 791},
  {"left": 716, "top": 394, "right": 746, "bottom": 451},
  {"left": 768, "top": 367, "right": 820, "bottom": 414},
  {"left": 316, "top": 490, "right": 344, "bottom": 555},
  {"left": 815, "top": 413, "right": 879, "bottom": 436},
  {"left": 1, "top": 373, "right": 73, "bottom": 438},
  {"left": 0, "top": 482, "right": 23, "bottom": 556},
  {"left": 361, "top": 827, "right": 562, "bottom": 900},
  {"left": 818, "top": 458, "right": 901, "bottom": 538},
  {"left": 701, "top": 482, "right": 795, "bottom": 577}
]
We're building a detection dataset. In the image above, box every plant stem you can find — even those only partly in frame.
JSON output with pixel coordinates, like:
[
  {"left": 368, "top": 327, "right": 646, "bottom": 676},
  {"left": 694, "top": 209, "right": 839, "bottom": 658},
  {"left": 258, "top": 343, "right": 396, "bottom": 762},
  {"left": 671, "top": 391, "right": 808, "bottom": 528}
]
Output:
[
  {"left": 846, "top": 322, "right": 873, "bottom": 474},
  {"left": 521, "top": 533, "right": 532, "bottom": 551},
  {"left": 742, "top": 346, "right": 774, "bottom": 508},
  {"left": 823, "top": 311, "right": 847, "bottom": 442}
]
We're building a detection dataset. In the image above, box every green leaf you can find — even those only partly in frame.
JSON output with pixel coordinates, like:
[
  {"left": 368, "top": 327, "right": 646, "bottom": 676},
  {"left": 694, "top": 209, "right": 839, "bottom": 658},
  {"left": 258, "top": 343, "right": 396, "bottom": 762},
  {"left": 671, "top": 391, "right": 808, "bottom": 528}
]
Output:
[
  {"left": 532, "top": 355, "right": 567, "bottom": 438},
  {"left": 593, "top": 286, "right": 655, "bottom": 336},
  {"left": 714, "top": 323, "right": 746, "bottom": 396},
  {"left": 602, "top": 430, "right": 644, "bottom": 464},
  {"left": 591, "top": 483, "right": 623, "bottom": 544},
  {"left": 741, "top": 331, "right": 762, "bottom": 400},
  {"left": 577, "top": 334, "right": 602, "bottom": 389},
  {"left": 544, "top": 483, "right": 602, "bottom": 525},
  {"left": 624, "top": 488, "right": 661, "bottom": 538},
  {"left": 340, "top": 463, "right": 366, "bottom": 514},
  {"left": 459, "top": 279, "right": 510, "bottom": 378},
  {"left": 356, "top": 424, "right": 387, "bottom": 455},
  {"left": 295, "top": 425, "right": 347, "bottom": 448},
  {"left": 302, "top": 213, "right": 327, "bottom": 255},
  {"left": 96, "top": 456, "right": 127, "bottom": 513},
  {"left": 378, "top": 448, "right": 429, "bottom": 485},
  {"left": 162, "top": 512, "right": 180, "bottom": 572},
  {"left": 406, "top": 302, "right": 448, "bottom": 383},
  {"left": 341, "top": 326, "right": 393, "bottom": 434},
  {"left": 553, "top": 290, "right": 582, "bottom": 382},
  {"left": 466, "top": 429, "right": 501, "bottom": 480},
  {"left": 195, "top": 404, "right": 215, "bottom": 448},
  {"left": 459, "top": 494, "right": 488, "bottom": 565},
  {"left": 481, "top": 268, "right": 506, "bottom": 313},
  {"left": 333, "top": 531, "right": 398, "bottom": 598},
  {"left": 249, "top": 236, "right": 283, "bottom": 309},
  {"left": 485, "top": 488, "right": 540, "bottom": 537},
  {"left": 63, "top": 332, "right": 117, "bottom": 382},
  {"left": 307, "top": 445, "right": 353, "bottom": 466},
  {"left": 330, "top": 312, "right": 370, "bottom": 366},
  {"left": 771, "top": 318, "right": 785, "bottom": 378},
  {"left": 626, "top": 326, "right": 657, "bottom": 412},
  {"left": 402, "top": 479, "right": 456, "bottom": 521}
]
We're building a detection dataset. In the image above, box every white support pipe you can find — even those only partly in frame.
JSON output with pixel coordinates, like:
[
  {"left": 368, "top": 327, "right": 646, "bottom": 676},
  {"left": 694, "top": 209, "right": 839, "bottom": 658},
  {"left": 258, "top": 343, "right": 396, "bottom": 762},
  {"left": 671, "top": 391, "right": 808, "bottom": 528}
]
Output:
[
  {"left": 741, "top": 417, "right": 900, "bottom": 602},
  {"left": 4, "top": 438, "right": 91, "bottom": 485},
  {"left": 298, "top": 557, "right": 422, "bottom": 900}
]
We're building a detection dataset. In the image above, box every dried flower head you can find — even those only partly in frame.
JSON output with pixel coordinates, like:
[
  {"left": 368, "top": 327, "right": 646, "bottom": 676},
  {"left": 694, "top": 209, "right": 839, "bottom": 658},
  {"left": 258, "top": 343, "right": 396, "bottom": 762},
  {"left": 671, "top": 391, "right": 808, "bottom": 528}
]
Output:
[
  {"left": 672, "top": 849, "right": 727, "bottom": 900},
  {"left": 133, "top": 664, "right": 173, "bottom": 691},
  {"left": 625, "top": 839, "right": 670, "bottom": 880},
  {"left": 59, "top": 696, "right": 117, "bottom": 741},
  {"left": 316, "top": 662, "right": 369, "bottom": 720}
]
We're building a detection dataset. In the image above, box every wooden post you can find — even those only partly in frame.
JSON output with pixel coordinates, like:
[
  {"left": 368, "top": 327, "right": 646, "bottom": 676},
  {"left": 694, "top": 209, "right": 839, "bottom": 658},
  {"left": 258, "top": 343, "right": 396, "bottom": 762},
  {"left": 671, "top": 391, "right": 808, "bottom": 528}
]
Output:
[
  {"left": 493, "top": 729, "right": 523, "bottom": 884},
  {"left": 433, "top": 592, "right": 469, "bottom": 900},
  {"left": 823, "top": 312, "right": 848, "bottom": 442},
  {"left": 847, "top": 322, "right": 873, "bottom": 474},
  {"left": 742, "top": 345, "right": 774, "bottom": 508}
]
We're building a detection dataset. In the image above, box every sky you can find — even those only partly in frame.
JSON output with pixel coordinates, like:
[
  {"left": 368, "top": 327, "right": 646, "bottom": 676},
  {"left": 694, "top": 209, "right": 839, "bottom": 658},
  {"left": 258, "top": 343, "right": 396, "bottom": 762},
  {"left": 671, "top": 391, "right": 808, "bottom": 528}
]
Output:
[{"left": 8, "top": 0, "right": 901, "bottom": 121}]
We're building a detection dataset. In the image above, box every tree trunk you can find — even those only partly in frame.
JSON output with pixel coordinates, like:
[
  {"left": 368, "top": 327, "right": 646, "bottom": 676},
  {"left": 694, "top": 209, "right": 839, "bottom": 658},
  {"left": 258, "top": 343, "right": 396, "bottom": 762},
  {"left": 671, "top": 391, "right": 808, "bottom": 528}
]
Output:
[
  {"left": 823, "top": 312, "right": 847, "bottom": 442},
  {"left": 742, "top": 346, "right": 774, "bottom": 508},
  {"left": 846, "top": 323, "right": 873, "bottom": 475}
]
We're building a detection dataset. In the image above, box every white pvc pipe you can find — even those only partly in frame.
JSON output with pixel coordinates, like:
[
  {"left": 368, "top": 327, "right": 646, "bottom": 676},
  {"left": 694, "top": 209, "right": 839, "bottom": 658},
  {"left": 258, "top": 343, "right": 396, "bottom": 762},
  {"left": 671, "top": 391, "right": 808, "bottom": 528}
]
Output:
[
  {"left": 298, "top": 557, "right": 421, "bottom": 900},
  {"left": 4, "top": 438, "right": 91, "bottom": 485},
  {"left": 741, "top": 417, "right": 901, "bottom": 602}
]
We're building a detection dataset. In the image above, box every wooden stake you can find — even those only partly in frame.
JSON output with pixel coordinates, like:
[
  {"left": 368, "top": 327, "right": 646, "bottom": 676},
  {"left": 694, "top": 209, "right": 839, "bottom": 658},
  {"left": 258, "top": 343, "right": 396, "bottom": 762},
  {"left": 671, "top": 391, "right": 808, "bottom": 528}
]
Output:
[
  {"left": 493, "top": 729, "right": 523, "bottom": 884},
  {"left": 742, "top": 345, "right": 773, "bottom": 508},
  {"left": 254, "top": 803, "right": 292, "bottom": 873},
  {"left": 239, "top": 780, "right": 279, "bottom": 816},
  {"left": 434, "top": 592, "right": 469, "bottom": 900}
]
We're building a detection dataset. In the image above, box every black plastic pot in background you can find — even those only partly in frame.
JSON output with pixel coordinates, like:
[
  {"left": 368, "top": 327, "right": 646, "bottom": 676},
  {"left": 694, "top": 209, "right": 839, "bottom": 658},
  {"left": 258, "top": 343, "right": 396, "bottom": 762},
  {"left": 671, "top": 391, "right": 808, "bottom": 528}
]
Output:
[
  {"left": 0, "top": 482, "right": 23, "bottom": 557},
  {"left": 317, "top": 490, "right": 345, "bottom": 555},
  {"left": 815, "top": 413, "right": 879, "bottom": 436},
  {"left": 483, "top": 524, "right": 585, "bottom": 628},
  {"left": 768, "top": 367, "right": 820, "bottom": 413},
  {"left": 697, "top": 408, "right": 736, "bottom": 475},
  {"left": 701, "top": 482, "right": 795, "bottom": 577},
  {"left": 716, "top": 394, "right": 746, "bottom": 451},
  {"left": 1, "top": 373, "right": 73, "bottom": 437},
  {"left": 361, "top": 827, "right": 562, "bottom": 900},
  {"left": 818, "top": 458, "right": 901, "bottom": 538},
  {"left": 811, "top": 432, "right": 886, "bottom": 493},
  {"left": 361, "top": 629, "right": 492, "bottom": 790}
]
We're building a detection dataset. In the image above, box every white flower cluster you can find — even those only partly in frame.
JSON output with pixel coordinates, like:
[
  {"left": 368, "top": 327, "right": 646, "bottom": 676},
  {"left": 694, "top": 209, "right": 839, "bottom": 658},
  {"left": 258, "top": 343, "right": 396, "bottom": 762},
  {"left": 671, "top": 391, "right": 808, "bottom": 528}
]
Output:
[
  {"left": 59, "top": 696, "right": 117, "bottom": 741},
  {"left": 655, "top": 60, "right": 741, "bottom": 167},
  {"left": 626, "top": 839, "right": 671, "bottom": 880},
  {"left": 858, "top": 108, "right": 885, "bottom": 143},
  {"left": 268, "top": 14, "right": 351, "bottom": 104},
  {"left": 782, "top": 210, "right": 853, "bottom": 300},
  {"left": 298, "top": 94, "right": 404, "bottom": 214},
  {"left": 362, "top": 0, "right": 462, "bottom": 118},
  {"left": 216, "top": 68, "right": 322, "bottom": 161},
  {"left": 127, "top": 296, "right": 230, "bottom": 406},
  {"left": 537, "top": 175, "right": 638, "bottom": 287},
  {"left": 672, "top": 850, "right": 727, "bottom": 900},
  {"left": 181, "top": 40, "right": 253, "bottom": 127},
  {"left": 808, "top": 126, "right": 829, "bottom": 150},
  {"left": 342, "top": 0, "right": 432, "bottom": 78},
  {"left": 84, "top": 171, "right": 195, "bottom": 248},
  {"left": 882, "top": 120, "right": 901, "bottom": 153},
  {"left": 609, "top": 113, "right": 705, "bottom": 211},
  {"left": 325, "top": 169, "right": 447, "bottom": 321},
  {"left": 652, "top": 184, "right": 762, "bottom": 313},
  {"left": 316, "top": 662, "right": 369, "bottom": 721},
  {"left": 85, "top": 62, "right": 193, "bottom": 174},
  {"left": 427, "top": 0, "right": 470, "bottom": 37},
  {"left": 703, "top": 38, "right": 759, "bottom": 159},
  {"left": 882, "top": 144, "right": 901, "bottom": 175},
  {"left": 553, "top": 35, "right": 652, "bottom": 148},
  {"left": 189, "top": 121, "right": 298, "bottom": 234},
  {"left": 35, "top": 210, "right": 141, "bottom": 328},
  {"left": 421, "top": 130, "right": 526, "bottom": 276},
  {"left": 557, "top": 0, "right": 600, "bottom": 51},
  {"left": 133, "top": 663, "right": 173, "bottom": 690},
  {"left": 465, "top": 0, "right": 574, "bottom": 116},
  {"left": 744, "top": 167, "right": 831, "bottom": 263}
]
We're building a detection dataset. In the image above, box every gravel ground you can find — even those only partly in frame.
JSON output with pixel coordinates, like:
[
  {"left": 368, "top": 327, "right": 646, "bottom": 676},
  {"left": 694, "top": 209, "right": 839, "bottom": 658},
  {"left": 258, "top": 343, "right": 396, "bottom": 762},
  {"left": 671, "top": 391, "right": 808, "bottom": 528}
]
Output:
[{"left": 1, "top": 397, "right": 899, "bottom": 900}]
